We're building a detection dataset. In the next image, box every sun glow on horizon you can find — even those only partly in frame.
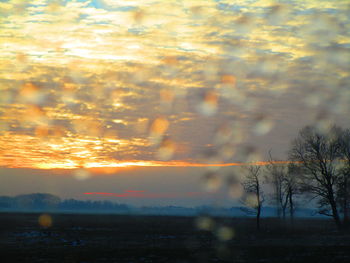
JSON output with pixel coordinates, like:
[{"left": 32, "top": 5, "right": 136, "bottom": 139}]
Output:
[{"left": 1, "top": 159, "right": 291, "bottom": 170}]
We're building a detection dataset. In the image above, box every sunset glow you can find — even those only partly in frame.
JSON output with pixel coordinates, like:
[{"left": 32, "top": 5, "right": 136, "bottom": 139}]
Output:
[{"left": 0, "top": 0, "right": 349, "bottom": 171}]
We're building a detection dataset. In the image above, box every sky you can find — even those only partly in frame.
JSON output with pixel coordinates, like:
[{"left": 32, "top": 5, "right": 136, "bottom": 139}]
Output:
[{"left": 0, "top": 0, "right": 349, "bottom": 206}]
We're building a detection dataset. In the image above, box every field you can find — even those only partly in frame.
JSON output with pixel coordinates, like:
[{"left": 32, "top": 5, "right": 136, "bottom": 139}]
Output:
[{"left": 1, "top": 213, "right": 350, "bottom": 262}]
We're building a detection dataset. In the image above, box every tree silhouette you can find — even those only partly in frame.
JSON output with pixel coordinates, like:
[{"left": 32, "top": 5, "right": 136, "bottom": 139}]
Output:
[
  {"left": 337, "top": 128, "right": 350, "bottom": 226},
  {"left": 289, "top": 126, "right": 343, "bottom": 229},
  {"left": 241, "top": 165, "right": 265, "bottom": 230},
  {"left": 265, "top": 153, "right": 299, "bottom": 223},
  {"left": 265, "top": 151, "right": 289, "bottom": 220},
  {"left": 286, "top": 163, "right": 300, "bottom": 224}
]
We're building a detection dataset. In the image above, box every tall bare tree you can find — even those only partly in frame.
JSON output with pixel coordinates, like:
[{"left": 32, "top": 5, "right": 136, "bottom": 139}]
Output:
[
  {"left": 286, "top": 163, "right": 300, "bottom": 223},
  {"left": 265, "top": 151, "right": 298, "bottom": 222},
  {"left": 241, "top": 165, "right": 265, "bottom": 230},
  {"left": 265, "top": 152, "right": 289, "bottom": 219},
  {"left": 337, "top": 128, "right": 350, "bottom": 226},
  {"left": 289, "top": 126, "right": 343, "bottom": 229}
]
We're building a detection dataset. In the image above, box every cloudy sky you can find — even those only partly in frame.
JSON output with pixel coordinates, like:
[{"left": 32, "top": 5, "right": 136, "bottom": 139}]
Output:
[{"left": 0, "top": 0, "right": 349, "bottom": 206}]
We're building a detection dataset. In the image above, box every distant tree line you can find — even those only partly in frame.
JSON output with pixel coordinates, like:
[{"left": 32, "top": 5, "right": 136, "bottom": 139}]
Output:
[
  {"left": 0, "top": 193, "right": 129, "bottom": 212},
  {"left": 0, "top": 193, "right": 320, "bottom": 217},
  {"left": 241, "top": 125, "right": 350, "bottom": 231}
]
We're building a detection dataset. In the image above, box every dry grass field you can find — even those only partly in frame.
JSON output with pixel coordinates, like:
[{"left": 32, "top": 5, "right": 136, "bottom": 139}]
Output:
[{"left": 1, "top": 213, "right": 350, "bottom": 262}]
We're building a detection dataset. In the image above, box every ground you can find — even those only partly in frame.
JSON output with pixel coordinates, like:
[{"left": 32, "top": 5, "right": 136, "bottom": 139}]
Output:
[{"left": 0, "top": 212, "right": 350, "bottom": 262}]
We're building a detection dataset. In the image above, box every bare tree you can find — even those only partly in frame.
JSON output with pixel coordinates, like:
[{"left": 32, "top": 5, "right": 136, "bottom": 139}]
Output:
[
  {"left": 289, "top": 126, "right": 343, "bottom": 229},
  {"left": 337, "top": 128, "right": 350, "bottom": 226},
  {"left": 265, "top": 151, "right": 298, "bottom": 223},
  {"left": 241, "top": 165, "right": 265, "bottom": 230},
  {"left": 286, "top": 163, "right": 300, "bottom": 224},
  {"left": 265, "top": 151, "right": 289, "bottom": 220}
]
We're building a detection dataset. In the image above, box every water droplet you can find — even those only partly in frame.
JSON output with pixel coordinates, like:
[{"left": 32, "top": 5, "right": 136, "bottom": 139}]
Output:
[
  {"left": 197, "top": 90, "right": 218, "bottom": 116},
  {"left": 227, "top": 176, "right": 244, "bottom": 199},
  {"left": 218, "top": 144, "right": 235, "bottom": 161},
  {"left": 16, "top": 52, "right": 28, "bottom": 63},
  {"left": 23, "top": 105, "right": 48, "bottom": 126},
  {"left": 243, "top": 193, "right": 259, "bottom": 208},
  {"left": 74, "top": 168, "right": 91, "bottom": 180},
  {"left": 38, "top": 214, "right": 52, "bottom": 228},
  {"left": 202, "top": 173, "right": 221, "bottom": 192},
  {"left": 20, "top": 83, "right": 44, "bottom": 104},
  {"left": 72, "top": 119, "right": 103, "bottom": 137},
  {"left": 156, "top": 138, "right": 176, "bottom": 161},
  {"left": 253, "top": 115, "right": 273, "bottom": 135},
  {"left": 150, "top": 117, "right": 169, "bottom": 135},
  {"left": 195, "top": 216, "right": 214, "bottom": 231},
  {"left": 133, "top": 9, "right": 145, "bottom": 24},
  {"left": 221, "top": 75, "right": 236, "bottom": 87},
  {"left": 160, "top": 88, "right": 175, "bottom": 111},
  {"left": 149, "top": 117, "right": 169, "bottom": 144},
  {"left": 214, "top": 124, "right": 232, "bottom": 146},
  {"left": 35, "top": 125, "right": 49, "bottom": 137},
  {"left": 216, "top": 226, "right": 234, "bottom": 241}
]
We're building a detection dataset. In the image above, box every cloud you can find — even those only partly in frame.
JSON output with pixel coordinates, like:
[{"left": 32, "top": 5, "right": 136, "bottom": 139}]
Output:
[{"left": 0, "top": 0, "right": 349, "bottom": 169}]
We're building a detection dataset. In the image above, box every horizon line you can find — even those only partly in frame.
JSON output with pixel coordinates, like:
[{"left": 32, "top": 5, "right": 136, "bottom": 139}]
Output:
[{"left": 0, "top": 160, "right": 292, "bottom": 170}]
